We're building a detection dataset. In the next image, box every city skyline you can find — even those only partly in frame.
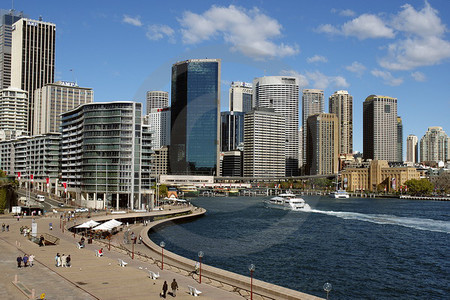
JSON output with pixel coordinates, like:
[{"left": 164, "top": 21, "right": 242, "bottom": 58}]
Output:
[{"left": 5, "top": 0, "right": 450, "bottom": 154}]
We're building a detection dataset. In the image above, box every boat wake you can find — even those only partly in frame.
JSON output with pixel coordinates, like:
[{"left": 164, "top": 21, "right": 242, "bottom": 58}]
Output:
[{"left": 308, "top": 209, "right": 450, "bottom": 234}]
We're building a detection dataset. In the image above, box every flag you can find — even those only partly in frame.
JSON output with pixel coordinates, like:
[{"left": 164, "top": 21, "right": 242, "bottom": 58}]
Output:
[
  {"left": 30, "top": 174, "right": 34, "bottom": 182},
  {"left": 46, "top": 177, "right": 50, "bottom": 187},
  {"left": 63, "top": 182, "right": 67, "bottom": 192},
  {"left": 17, "top": 172, "right": 21, "bottom": 180}
]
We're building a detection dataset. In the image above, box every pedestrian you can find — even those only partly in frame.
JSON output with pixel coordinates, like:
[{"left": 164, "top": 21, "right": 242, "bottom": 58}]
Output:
[
  {"left": 171, "top": 279, "right": 178, "bottom": 297},
  {"left": 23, "top": 254, "right": 28, "bottom": 267},
  {"left": 6, "top": 224, "right": 9, "bottom": 231},
  {"left": 29, "top": 254, "right": 35, "bottom": 267},
  {"left": 160, "top": 280, "right": 168, "bottom": 298},
  {"left": 1, "top": 223, "right": 4, "bottom": 231},
  {"left": 55, "top": 253, "right": 60, "bottom": 267},
  {"left": 66, "top": 255, "right": 71, "bottom": 267},
  {"left": 16, "top": 255, "right": 22, "bottom": 268},
  {"left": 49, "top": 222, "right": 53, "bottom": 230},
  {"left": 61, "top": 254, "right": 67, "bottom": 267},
  {"left": 17, "top": 215, "right": 20, "bottom": 221},
  {"left": 39, "top": 235, "right": 45, "bottom": 247}
]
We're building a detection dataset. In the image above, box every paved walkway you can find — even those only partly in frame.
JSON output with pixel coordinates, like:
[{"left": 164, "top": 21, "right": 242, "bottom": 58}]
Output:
[{"left": 0, "top": 213, "right": 244, "bottom": 300}]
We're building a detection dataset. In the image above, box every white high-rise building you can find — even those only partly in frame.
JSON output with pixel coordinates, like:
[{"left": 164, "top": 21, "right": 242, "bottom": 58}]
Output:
[
  {"left": 146, "top": 107, "right": 171, "bottom": 149},
  {"left": 0, "top": 86, "right": 28, "bottom": 140},
  {"left": 146, "top": 91, "right": 168, "bottom": 114},
  {"left": 420, "top": 127, "right": 450, "bottom": 163},
  {"left": 302, "top": 89, "right": 324, "bottom": 167},
  {"left": 253, "top": 76, "right": 299, "bottom": 176},
  {"left": 229, "top": 81, "right": 252, "bottom": 113},
  {"left": 406, "top": 134, "right": 418, "bottom": 163},
  {"left": 33, "top": 81, "right": 93, "bottom": 135},
  {"left": 11, "top": 18, "right": 56, "bottom": 133},
  {"left": 329, "top": 90, "right": 353, "bottom": 155}
]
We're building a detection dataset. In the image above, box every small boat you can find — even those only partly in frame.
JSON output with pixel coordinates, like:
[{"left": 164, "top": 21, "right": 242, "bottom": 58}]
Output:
[
  {"left": 329, "top": 190, "right": 350, "bottom": 199},
  {"left": 264, "top": 193, "right": 311, "bottom": 211}
]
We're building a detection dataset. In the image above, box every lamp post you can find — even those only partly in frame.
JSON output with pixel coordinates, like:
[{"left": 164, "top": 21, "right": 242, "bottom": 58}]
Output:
[
  {"left": 198, "top": 251, "right": 204, "bottom": 284},
  {"left": 248, "top": 264, "right": 255, "bottom": 300},
  {"left": 160, "top": 241, "right": 165, "bottom": 270},
  {"left": 132, "top": 239, "right": 135, "bottom": 260},
  {"left": 323, "top": 282, "right": 332, "bottom": 300}
]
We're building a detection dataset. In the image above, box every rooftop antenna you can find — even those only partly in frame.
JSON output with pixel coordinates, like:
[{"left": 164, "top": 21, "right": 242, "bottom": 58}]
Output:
[
  {"left": 39, "top": 15, "right": 42, "bottom": 21},
  {"left": 69, "top": 69, "right": 78, "bottom": 85}
]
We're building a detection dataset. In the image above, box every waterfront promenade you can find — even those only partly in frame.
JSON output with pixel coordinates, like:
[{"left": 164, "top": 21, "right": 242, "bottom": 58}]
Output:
[{"left": 0, "top": 206, "right": 322, "bottom": 299}]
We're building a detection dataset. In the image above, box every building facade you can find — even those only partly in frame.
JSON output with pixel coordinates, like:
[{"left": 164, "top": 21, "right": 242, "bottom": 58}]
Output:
[
  {"left": 253, "top": 76, "right": 299, "bottom": 176},
  {"left": 11, "top": 18, "right": 56, "bottom": 133},
  {"left": 243, "top": 108, "right": 285, "bottom": 177},
  {"left": 397, "top": 116, "right": 403, "bottom": 162},
  {"left": 0, "top": 10, "right": 23, "bottom": 89},
  {"left": 221, "top": 150, "right": 243, "bottom": 177},
  {"left": 146, "top": 107, "right": 170, "bottom": 149},
  {"left": 60, "top": 102, "right": 150, "bottom": 210},
  {"left": 146, "top": 91, "right": 169, "bottom": 114},
  {"left": 0, "top": 86, "right": 28, "bottom": 139},
  {"left": 302, "top": 89, "right": 324, "bottom": 167},
  {"left": 363, "top": 95, "right": 398, "bottom": 162},
  {"left": 229, "top": 81, "right": 252, "bottom": 112},
  {"left": 306, "top": 113, "right": 339, "bottom": 175},
  {"left": 341, "top": 160, "right": 420, "bottom": 192},
  {"left": 406, "top": 134, "right": 418, "bottom": 163},
  {"left": 329, "top": 90, "right": 353, "bottom": 155},
  {"left": 221, "top": 111, "right": 245, "bottom": 152},
  {"left": 420, "top": 127, "right": 450, "bottom": 163},
  {"left": 33, "top": 81, "right": 93, "bottom": 135},
  {"left": 170, "top": 59, "right": 221, "bottom": 176}
]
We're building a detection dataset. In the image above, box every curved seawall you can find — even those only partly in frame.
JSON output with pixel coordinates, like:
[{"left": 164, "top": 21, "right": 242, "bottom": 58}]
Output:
[{"left": 139, "top": 206, "right": 322, "bottom": 300}]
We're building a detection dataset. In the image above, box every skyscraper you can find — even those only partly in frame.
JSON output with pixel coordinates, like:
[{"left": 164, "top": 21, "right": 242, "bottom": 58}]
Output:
[
  {"left": 306, "top": 113, "right": 339, "bottom": 175},
  {"left": 0, "top": 86, "right": 28, "bottom": 139},
  {"left": 146, "top": 107, "right": 171, "bottom": 149},
  {"left": 170, "top": 59, "right": 220, "bottom": 176},
  {"left": 33, "top": 81, "right": 93, "bottom": 135},
  {"left": 146, "top": 91, "right": 169, "bottom": 114},
  {"left": 406, "top": 134, "right": 418, "bottom": 163},
  {"left": 329, "top": 90, "right": 353, "bottom": 155},
  {"left": 221, "top": 111, "right": 245, "bottom": 152},
  {"left": 363, "top": 95, "right": 398, "bottom": 162},
  {"left": 420, "top": 127, "right": 450, "bottom": 163},
  {"left": 229, "top": 81, "right": 252, "bottom": 112},
  {"left": 302, "top": 89, "right": 324, "bottom": 167},
  {"left": 11, "top": 17, "right": 56, "bottom": 133},
  {"left": 253, "top": 76, "right": 299, "bottom": 176},
  {"left": 397, "top": 116, "right": 403, "bottom": 162},
  {"left": 243, "top": 108, "right": 285, "bottom": 177},
  {"left": 0, "top": 9, "right": 23, "bottom": 89}
]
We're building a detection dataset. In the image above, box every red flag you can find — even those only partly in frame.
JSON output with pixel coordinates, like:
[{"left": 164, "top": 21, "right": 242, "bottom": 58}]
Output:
[
  {"left": 46, "top": 177, "right": 50, "bottom": 186},
  {"left": 17, "top": 172, "right": 21, "bottom": 180},
  {"left": 30, "top": 174, "right": 34, "bottom": 182},
  {"left": 63, "top": 182, "right": 67, "bottom": 192}
]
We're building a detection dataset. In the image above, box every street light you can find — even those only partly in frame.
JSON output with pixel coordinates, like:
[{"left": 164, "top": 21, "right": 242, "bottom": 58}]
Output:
[
  {"left": 160, "top": 241, "right": 165, "bottom": 270},
  {"left": 248, "top": 264, "right": 255, "bottom": 300},
  {"left": 198, "top": 251, "right": 204, "bottom": 284},
  {"left": 323, "top": 282, "right": 332, "bottom": 300}
]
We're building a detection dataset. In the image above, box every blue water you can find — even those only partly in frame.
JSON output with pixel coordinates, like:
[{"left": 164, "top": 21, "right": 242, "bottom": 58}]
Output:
[{"left": 149, "top": 196, "right": 450, "bottom": 299}]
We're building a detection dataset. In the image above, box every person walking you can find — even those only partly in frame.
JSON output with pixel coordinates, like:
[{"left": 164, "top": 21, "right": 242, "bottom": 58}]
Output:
[
  {"left": 171, "top": 279, "right": 178, "bottom": 297},
  {"left": 61, "top": 254, "right": 67, "bottom": 267},
  {"left": 55, "top": 253, "right": 60, "bottom": 267},
  {"left": 39, "top": 235, "right": 45, "bottom": 247},
  {"left": 66, "top": 255, "right": 71, "bottom": 267},
  {"left": 29, "top": 254, "right": 35, "bottom": 267},
  {"left": 6, "top": 224, "right": 9, "bottom": 231},
  {"left": 23, "top": 254, "right": 29, "bottom": 267},
  {"left": 2, "top": 223, "right": 5, "bottom": 231},
  {"left": 16, "top": 255, "right": 22, "bottom": 268},
  {"left": 160, "top": 281, "right": 168, "bottom": 298}
]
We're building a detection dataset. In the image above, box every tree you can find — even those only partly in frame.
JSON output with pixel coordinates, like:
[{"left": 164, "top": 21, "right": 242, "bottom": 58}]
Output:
[
  {"left": 403, "top": 179, "right": 434, "bottom": 196},
  {"left": 430, "top": 172, "right": 450, "bottom": 194}
]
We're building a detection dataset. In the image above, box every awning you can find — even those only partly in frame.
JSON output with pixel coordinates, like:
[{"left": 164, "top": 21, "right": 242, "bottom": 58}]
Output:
[
  {"left": 93, "top": 219, "right": 122, "bottom": 231},
  {"left": 75, "top": 220, "right": 100, "bottom": 228}
]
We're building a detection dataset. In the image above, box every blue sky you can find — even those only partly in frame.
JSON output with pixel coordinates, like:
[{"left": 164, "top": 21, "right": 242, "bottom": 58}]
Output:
[{"left": 12, "top": 0, "right": 450, "bottom": 154}]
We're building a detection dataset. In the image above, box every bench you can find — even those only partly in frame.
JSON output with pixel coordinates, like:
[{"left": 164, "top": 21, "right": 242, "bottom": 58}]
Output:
[
  {"left": 148, "top": 270, "right": 160, "bottom": 280},
  {"left": 118, "top": 258, "right": 128, "bottom": 267},
  {"left": 188, "top": 285, "right": 202, "bottom": 297}
]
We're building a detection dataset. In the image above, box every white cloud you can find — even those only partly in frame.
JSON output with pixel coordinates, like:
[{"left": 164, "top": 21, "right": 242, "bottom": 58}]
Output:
[
  {"left": 307, "top": 55, "right": 328, "bottom": 63},
  {"left": 122, "top": 15, "right": 142, "bottom": 27},
  {"left": 315, "top": 24, "right": 340, "bottom": 35},
  {"left": 371, "top": 69, "right": 403, "bottom": 86},
  {"left": 280, "top": 70, "right": 309, "bottom": 87},
  {"left": 146, "top": 25, "right": 175, "bottom": 41},
  {"left": 411, "top": 71, "right": 426, "bottom": 82},
  {"left": 179, "top": 5, "right": 299, "bottom": 59},
  {"left": 305, "top": 71, "right": 349, "bottom": 89},
  {"left": 331, "top": 8, "right": 356, "bottom": 17},
  {"left": 345, "top": 61, "right": 366, "bottom": 77}
]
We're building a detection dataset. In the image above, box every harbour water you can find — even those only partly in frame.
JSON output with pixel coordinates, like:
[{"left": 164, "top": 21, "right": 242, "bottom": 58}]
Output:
[{"left": 149, "top": 196, "right": 450, "bottom": 299}]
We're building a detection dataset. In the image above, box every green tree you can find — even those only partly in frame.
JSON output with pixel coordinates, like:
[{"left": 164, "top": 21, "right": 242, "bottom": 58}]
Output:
[
  {"left": 430, "top": 172, "right": 450, "bottom": 194},
  {"left": 404, "top": 179, "right": 434, "bottom": 196}
]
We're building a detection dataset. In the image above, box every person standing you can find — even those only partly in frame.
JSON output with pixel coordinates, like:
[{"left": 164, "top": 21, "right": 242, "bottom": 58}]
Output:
[
  {"left": 23, "top": 254, "right": 28, "bottom": 267},
  {"left": 16, "top": 255, "right": 22, "bottom": 268},
  {"left": 171, "top": 279, "right": 178, "bottom": 297},
  {"left": 66, "top": 255, "right": 71, "bottom": 267},
  {"left": 29, "top": 254, "right": 35, "bottom": 267},
  {"left": 61, "top": 254, "right": 67, "bottom": 267},
  {"left": 2, "top": 223, "right": 5, "bottom": 231},
  {"left": 161, "top": 281, "right": 168, "bottom": 298},
  {"left": 6, "top": 224, "right": 9, "bottom": 231},
  {"left": 55, "top": 253, "right": 60, "bottom": 267}
]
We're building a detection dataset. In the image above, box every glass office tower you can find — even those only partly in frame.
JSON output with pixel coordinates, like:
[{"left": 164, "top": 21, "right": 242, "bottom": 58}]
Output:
[{"left": 170, "top": 59, "right": 221, "bottom": 175}]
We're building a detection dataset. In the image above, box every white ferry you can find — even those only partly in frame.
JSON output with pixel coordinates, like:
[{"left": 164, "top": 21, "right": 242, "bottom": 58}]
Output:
[
  {"left": 329, "top": 190, "right": 350, "bottom": 199},
  {"left": 264, "top": 193, "right": 311, "bottom": 211}
]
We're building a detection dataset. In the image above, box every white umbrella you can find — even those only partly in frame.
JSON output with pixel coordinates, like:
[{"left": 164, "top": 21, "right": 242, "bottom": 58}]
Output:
[
  {"left": 93, "top": 219, "right": 122, "bottom": 231},
  {"left": 75, "top": 220, "right": 100, "bottom": 228}
]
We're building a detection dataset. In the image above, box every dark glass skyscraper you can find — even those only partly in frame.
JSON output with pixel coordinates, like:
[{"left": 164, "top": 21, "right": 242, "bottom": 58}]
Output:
[
  {"left": 170, "top": 59, "right": 220, "bottom": 175},
  {"left": 221, "top": 111, "right": 245, "bottom": 152}
]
